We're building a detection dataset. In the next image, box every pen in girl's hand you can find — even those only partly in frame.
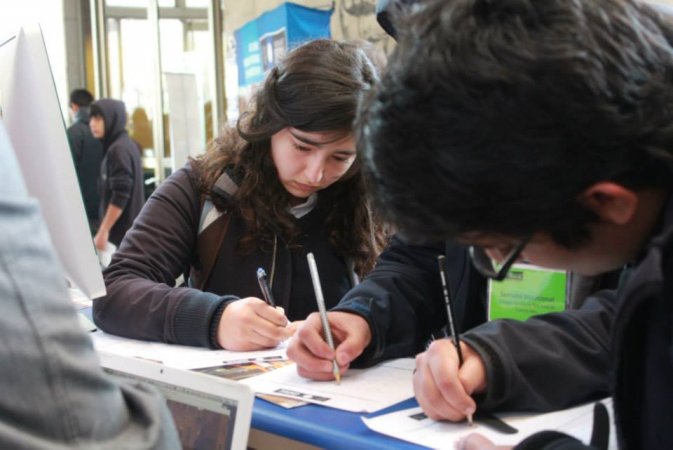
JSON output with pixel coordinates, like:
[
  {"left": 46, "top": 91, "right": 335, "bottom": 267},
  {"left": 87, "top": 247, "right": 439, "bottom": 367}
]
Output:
[{"left": 256, "top": 267, "right": 276, "bottom": 307}]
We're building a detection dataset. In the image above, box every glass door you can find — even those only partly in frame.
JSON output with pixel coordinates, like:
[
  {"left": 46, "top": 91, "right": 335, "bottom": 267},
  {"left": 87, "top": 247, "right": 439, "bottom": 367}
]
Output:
[{"left": 92, "top": 0, "right": 224, "bottom": 192}]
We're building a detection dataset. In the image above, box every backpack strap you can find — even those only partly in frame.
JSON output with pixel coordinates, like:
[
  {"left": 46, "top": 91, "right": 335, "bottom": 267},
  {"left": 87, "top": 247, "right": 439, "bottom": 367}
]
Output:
[{"left": 189, "top": 170, "right": 239, "bottom": 290}]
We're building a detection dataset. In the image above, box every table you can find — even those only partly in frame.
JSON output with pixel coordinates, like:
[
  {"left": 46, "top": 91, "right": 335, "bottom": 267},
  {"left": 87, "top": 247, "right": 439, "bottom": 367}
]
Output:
[{"left": 249, "top": 397, "right": 428, "bottom": 449}]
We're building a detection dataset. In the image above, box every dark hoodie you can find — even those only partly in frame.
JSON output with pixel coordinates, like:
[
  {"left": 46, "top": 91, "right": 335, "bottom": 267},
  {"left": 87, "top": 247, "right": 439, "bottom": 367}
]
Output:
[
  {"left": 67, "top": 106, "right": 103, "bottom": 229},
  {"left": 91, "top": 99, "right": 144, "bottom": 247}
]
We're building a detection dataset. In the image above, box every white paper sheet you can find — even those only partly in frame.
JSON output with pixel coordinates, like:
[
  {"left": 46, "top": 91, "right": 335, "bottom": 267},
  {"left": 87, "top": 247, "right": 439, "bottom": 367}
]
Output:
[
  {"left": 241, "top": 358, "right": 415, "bottom": 413},
  {"left": 91, "top": 330, "right": 288, "bottom": 370},
  {"left": 363, "top": 398, "right": 616, "bottom": 449}
]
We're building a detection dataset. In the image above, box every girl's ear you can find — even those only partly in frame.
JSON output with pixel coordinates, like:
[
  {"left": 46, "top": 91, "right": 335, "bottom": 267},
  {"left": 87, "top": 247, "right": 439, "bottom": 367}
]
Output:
[{"left": 578, "top": 182, "right": 638, "bottom": 225}]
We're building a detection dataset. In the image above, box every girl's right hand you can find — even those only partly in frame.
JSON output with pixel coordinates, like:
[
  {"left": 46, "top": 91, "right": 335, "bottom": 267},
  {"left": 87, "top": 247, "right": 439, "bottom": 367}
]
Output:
[{"left": 216, "top": 297, "right": 291, "bottom": 351}]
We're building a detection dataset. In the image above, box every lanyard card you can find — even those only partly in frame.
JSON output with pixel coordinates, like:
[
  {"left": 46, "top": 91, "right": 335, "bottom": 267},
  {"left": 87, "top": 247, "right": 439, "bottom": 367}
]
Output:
[{"left": 487, "top": 264, "right": 567, "bottom": 321}]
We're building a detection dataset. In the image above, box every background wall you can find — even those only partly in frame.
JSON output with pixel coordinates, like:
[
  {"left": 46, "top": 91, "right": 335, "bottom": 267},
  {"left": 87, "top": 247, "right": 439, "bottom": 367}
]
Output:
[
  {"left": 223, "top": 0, "right": 395, "bottom": 55},
  {"left": 6, "top": 0, "right": 673, "bottom": 129}
]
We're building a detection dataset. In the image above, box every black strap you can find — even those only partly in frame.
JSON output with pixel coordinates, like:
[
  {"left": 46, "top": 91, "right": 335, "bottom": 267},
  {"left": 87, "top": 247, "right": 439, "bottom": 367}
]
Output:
[
  {"left": 189, "top": 168, "right": 239, "bottom": 290},
  {"left": 190, "top": 211, "right": 231, "bottom": 291}
]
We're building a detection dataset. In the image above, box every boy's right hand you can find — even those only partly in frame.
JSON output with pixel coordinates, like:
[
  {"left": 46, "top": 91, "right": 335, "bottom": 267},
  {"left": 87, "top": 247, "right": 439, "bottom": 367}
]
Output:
[{"left": 413, "top": 339, "right": 487, "bottom": 422}]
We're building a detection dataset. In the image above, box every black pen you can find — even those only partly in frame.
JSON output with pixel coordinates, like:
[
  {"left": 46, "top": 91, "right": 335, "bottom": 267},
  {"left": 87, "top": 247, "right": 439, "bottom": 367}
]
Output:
[
  {"left": 437, "top": 255, "right": 472, "bottom": 425},
  {"left": 256, "top": 267, "right": 276, "bottom": 307}
]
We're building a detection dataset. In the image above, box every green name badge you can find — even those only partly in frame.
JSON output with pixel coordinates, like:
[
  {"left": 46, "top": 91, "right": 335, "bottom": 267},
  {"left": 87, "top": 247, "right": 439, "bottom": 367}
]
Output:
[{"left": 488, "top": 264, "right": 567, "bottom": 321}]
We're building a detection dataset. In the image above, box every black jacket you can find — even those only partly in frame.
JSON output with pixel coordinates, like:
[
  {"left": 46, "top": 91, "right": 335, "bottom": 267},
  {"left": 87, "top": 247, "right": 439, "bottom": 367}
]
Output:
[
  {"left": 94, "top": 165, "right": 356, "bottom": 348},
  {"left": 67, "top": 107, "right": 103, "bottom": 226},
  {"left": 334, "top": 235, "right": 618, "bottom": 413},
  {"left": 516, "top": 196, "right": 673, "bottom": 450},
  {"left": 335, "top": 237, "right": 486, "bottom": 364}
]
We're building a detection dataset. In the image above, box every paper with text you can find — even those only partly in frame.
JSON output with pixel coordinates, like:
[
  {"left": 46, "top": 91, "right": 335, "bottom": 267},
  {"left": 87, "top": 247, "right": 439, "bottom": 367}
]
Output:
[
  {"left": 241, "top": 358, "right": 415, "bottom": 413},
  {"left": 91, "top": 330, "right": 288, "bottom": 370},
  {"left": 362, "top": 398, "right": 616, "bottom": 449}
]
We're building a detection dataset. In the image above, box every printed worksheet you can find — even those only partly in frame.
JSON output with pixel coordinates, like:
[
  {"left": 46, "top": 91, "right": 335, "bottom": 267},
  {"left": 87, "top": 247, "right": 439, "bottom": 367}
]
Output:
[
  {"left": 91, "top": 330, "right": 288, "bottom": 370},
  {"left": 362, "top": 398, "right": 616, "bottom": 449},
  {"left": 241, "top": 358, "right": 415, "bottom": 413}
]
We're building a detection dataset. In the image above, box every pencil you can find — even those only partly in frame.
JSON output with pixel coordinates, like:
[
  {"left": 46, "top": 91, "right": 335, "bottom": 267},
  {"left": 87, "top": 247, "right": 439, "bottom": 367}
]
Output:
[
  {"left": 437, "top": 255, "right": 472, "bottom": 426},
  {"left": 306, "top": 252, "right": 341, "bottom": 384}
]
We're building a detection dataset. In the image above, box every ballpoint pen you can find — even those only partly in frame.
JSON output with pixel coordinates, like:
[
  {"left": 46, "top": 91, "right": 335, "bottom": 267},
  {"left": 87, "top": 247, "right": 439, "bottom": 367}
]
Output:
[
  {"left": 256, "top": 267, "right": 276, "bottom": 307},
  {"left": 437, "top": 255, "right": 472, "bottom": 426},
  {"left": 306, "top": 252, "right": 341, "bottom": 384}
]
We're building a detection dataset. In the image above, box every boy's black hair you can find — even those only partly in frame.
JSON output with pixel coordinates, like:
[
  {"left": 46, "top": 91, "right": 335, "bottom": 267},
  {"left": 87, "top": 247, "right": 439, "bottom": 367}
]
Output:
[
  {"left": 89, "top": 103, "right": 103, "bottom": 119},
  {"left": 69, "top": 89, "right": 94, "bottom": 108},
  {"left": 359, "top": 0, "right": 673, "bottom": 247},
  {"left": 376, "top": 0, "right": 420, "bottom": 39}
]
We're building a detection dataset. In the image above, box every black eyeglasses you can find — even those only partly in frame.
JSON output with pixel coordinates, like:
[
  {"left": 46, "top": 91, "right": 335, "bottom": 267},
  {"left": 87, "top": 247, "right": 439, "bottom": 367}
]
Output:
[{"left": 468, "top": 235, "right": 531, "bottom": 281}]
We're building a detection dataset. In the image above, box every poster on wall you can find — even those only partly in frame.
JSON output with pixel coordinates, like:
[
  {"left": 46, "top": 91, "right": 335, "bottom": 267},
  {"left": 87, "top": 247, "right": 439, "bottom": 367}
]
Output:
[{"left": 234, "top": 2, "right": 333, "bottom": 88}]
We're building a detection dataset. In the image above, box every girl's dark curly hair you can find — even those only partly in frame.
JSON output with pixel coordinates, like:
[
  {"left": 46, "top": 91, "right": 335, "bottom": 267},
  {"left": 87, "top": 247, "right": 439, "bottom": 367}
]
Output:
[{"left": 192, "top": 39, "right": 389, "bottom": 277}]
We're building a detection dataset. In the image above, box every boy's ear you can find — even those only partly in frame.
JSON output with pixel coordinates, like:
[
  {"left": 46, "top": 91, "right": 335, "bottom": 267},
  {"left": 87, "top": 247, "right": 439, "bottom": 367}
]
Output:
[{"left": 578, "top": 182, "right": 638, "bottom": 225}]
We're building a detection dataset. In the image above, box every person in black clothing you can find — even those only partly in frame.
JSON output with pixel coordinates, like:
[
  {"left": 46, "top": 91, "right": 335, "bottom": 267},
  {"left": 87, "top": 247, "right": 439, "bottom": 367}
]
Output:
[
  {"left": 67, "top": 88, "right": 103, "bottom": 234},
  {"left": 353, "top": 0, "right": 673, "bottom": 448},
  {"left": 288, "top": 0, "right": 619, "bottom": 426},
  {"left": 89, "top": 98, "right": 144, "bottom": 252}
]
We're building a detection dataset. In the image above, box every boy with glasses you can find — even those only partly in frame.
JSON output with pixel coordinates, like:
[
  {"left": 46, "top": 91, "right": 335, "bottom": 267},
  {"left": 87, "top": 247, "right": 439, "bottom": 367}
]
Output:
[
  {"left": 288, "top": 0, "right": 623, "bottom": 430},
  {"left": 288, "top": 0, "right": 618, "bottom": 429},
  {"left": 356, "top": 0, "right": 673, "bottom": 448}
]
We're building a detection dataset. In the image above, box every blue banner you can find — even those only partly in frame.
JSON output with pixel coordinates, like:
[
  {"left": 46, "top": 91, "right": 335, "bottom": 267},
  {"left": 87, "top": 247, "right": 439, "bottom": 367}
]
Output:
[{"left": 235, "top": 2, "right": 333, "bottom": 87}]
